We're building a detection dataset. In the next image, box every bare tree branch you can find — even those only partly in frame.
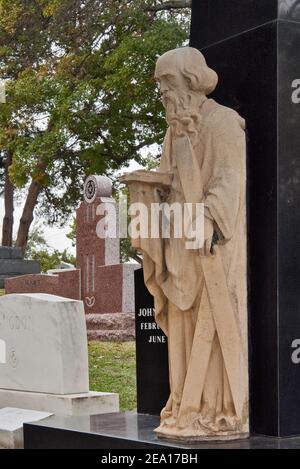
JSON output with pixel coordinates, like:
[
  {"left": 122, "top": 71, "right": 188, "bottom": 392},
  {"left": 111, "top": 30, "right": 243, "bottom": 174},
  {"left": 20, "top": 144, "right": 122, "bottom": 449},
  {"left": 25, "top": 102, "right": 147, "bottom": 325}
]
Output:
[{"left": 145, "top": 0, "right": 192, "bottom": 12}]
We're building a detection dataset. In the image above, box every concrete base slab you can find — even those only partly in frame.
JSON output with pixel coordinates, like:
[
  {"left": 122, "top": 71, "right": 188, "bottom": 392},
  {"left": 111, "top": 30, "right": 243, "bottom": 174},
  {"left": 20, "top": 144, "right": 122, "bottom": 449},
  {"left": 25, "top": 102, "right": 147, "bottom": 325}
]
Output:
[
  {"left": 0, "top": 407, "right": 52, "bottom": 449},
  {"left": 0, "top": 389, "right": 119, "bottom": 417}
]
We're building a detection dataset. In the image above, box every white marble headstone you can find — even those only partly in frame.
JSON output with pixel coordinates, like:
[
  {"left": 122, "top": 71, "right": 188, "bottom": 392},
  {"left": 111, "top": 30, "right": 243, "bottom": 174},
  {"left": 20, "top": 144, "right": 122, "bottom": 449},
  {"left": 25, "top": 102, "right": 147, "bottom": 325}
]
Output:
[{"left": 0, "top": 293, "right": 89, "bottom": 394}]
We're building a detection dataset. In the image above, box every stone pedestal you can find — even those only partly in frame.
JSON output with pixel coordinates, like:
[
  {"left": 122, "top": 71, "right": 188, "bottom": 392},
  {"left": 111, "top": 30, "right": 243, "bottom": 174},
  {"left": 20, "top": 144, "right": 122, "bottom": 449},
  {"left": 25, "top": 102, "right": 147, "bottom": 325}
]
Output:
[
  {"left": 190, "top": 0, "right": 300, "bottom": 437},
  {"left": 0, "top": 390, "right": 119, "bottom": 418},
  {"left": 23, "top": 412, "right": 300, "bottom": 449}
]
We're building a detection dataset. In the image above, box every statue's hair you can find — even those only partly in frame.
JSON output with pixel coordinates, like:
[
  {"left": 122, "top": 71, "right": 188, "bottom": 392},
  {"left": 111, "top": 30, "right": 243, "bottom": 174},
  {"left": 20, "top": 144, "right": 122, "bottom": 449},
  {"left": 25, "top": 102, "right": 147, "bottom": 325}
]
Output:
[
  {"left": 155, "top": 47, "right": 218, "bottom": 95},
  {"left": 181, "top": 58, "right": 218, "bottom": 95}
]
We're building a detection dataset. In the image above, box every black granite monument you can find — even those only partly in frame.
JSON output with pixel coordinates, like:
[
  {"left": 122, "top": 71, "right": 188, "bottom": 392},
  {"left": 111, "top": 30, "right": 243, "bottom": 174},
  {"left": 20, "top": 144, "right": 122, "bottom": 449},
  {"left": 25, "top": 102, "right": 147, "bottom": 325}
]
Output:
[
  {"left": 190, "top": 0, "right": 300, "bottom": 437},
  {"left": 134, "top": 268, "right": 169, "bottom": 415}
]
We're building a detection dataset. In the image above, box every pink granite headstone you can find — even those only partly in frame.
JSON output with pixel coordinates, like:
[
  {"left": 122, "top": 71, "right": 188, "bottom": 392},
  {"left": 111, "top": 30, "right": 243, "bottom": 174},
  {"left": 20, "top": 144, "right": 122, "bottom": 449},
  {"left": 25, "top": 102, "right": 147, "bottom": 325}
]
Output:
[
  {"left": 5, "top": 270, "right": 81, "bottom": 300},
  {"left": 77, "top": 175, "right": 138, "bottom": 315}
]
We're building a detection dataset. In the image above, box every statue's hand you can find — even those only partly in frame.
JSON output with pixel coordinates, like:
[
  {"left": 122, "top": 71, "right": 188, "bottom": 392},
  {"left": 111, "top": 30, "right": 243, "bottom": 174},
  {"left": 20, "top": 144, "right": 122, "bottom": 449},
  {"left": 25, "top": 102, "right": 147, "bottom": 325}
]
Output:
[{"left": 200, "top": 217, "right": 214, "bottom": 257}]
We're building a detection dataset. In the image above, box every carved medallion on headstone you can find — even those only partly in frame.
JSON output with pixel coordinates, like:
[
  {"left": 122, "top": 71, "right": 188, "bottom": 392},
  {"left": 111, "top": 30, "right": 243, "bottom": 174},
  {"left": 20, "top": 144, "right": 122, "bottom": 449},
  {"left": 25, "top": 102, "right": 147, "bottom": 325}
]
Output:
[{"left": 83, "top": 175, "right": 112, "bottom": 204}]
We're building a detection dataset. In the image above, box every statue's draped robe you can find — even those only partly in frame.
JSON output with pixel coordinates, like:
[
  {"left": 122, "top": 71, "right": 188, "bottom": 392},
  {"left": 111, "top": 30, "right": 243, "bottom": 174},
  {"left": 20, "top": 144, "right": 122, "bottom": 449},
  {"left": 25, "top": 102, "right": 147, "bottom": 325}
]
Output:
[{"left": 135, "top": 99, "right": 248, "bottom": 437}]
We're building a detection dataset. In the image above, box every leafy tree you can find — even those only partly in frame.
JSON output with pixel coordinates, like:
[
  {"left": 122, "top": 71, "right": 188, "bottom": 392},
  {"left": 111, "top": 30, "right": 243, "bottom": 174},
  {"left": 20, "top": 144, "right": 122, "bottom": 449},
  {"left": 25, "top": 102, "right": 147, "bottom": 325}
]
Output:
[
  {"left": 66, "top": 216, "right": 76, "bottom": 247},
  {"left": 25, "top": 222, "right": 75, "bottom": 272},
  {"left": 25, "top": 222, "right": 49, "bottom": 256},
  {"left": 29, "top": 248, "right": 75, "bottom": 273},
  {"left": 0, "top": 0, "right": 190, "bottom": 252}
]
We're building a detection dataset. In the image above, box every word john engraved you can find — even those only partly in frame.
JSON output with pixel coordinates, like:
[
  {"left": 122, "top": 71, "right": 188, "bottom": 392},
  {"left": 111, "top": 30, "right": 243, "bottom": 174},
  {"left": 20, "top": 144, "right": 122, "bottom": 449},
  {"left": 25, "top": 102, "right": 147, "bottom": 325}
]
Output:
[{"left": 138, "top": 308, "right": 155, "bottom": 317}]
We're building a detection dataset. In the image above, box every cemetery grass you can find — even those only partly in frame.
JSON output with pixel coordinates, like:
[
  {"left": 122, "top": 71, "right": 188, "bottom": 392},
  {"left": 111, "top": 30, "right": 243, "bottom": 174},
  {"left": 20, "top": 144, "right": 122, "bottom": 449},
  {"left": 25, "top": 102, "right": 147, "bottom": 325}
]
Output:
[{"left": 89, "top": 341, "right": 136, "bottom": 412}]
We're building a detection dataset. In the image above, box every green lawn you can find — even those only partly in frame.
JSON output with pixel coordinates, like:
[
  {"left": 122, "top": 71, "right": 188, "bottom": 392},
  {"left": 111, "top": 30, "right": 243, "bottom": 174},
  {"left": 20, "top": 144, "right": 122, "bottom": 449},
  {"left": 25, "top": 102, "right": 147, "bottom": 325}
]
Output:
[
  {"left": 89, "top": 341, "right": 136, "bottom": 412},
  {"left": 0, "top": 290, "right": 5, "bottom": 296}
]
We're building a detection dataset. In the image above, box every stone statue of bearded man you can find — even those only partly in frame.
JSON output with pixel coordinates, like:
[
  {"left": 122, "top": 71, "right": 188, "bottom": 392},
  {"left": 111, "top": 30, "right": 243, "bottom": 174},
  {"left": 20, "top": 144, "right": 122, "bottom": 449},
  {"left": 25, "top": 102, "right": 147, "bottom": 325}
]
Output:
[{"left": 124, "top": 47, "right": 249, "bottom": 441}]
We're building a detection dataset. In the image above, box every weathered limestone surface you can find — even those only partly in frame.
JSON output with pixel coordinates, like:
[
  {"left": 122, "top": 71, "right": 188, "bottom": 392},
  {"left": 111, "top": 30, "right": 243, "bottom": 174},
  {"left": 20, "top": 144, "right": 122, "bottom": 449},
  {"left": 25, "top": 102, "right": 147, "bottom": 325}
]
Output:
[{"left": 121, "top": 47, "right": 248, "bottom": 441}]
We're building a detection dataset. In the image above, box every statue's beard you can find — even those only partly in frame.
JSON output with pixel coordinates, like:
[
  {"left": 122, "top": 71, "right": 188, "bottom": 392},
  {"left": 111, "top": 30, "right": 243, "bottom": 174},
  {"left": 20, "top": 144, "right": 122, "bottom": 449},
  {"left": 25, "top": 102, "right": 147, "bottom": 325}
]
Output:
[{"left": 163, "top": 91, "right": 204, "bottom": 145}]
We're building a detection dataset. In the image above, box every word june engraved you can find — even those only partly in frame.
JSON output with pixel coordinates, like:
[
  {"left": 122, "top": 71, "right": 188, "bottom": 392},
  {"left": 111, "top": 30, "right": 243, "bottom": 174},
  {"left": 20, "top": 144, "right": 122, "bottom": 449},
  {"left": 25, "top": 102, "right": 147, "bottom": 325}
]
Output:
[
  {"left": 291, "top": 339, "right": 300, "bottom": 364},
  {"left": 138, "top": 308, "right": 166, "bottom": 344}
]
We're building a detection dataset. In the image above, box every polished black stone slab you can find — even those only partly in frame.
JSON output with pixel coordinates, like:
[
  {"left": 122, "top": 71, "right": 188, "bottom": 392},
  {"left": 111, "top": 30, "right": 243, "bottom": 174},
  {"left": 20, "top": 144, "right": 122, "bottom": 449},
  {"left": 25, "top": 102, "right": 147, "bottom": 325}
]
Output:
[
  {"left": 23, "top": 413, "right": 300, "bottom": 449},
  {"left": 190, "top": 0, "right": 300, "bottom": 438},
  {"left": 277, "top": 20, "right": 300, "bottom": 437},
  {"left": 134, "top": 269, "right": 169, "bottom": 415},
  {"left": 190, "top": 0, "right": 300, "bottom": 49},
  {"left": 195, "top": 20, "right": 279, "bottom": 438}
]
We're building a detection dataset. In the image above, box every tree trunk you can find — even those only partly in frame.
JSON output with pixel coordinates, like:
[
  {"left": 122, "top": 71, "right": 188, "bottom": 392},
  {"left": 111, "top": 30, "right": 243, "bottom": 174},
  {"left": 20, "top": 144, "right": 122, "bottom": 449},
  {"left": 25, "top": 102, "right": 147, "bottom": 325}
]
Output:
[
  {"left": 15, "top": 179, "right": 42, "bottom": 253},
  {"left": 1, "top": 151, "right": 14, "bottom": 247}
]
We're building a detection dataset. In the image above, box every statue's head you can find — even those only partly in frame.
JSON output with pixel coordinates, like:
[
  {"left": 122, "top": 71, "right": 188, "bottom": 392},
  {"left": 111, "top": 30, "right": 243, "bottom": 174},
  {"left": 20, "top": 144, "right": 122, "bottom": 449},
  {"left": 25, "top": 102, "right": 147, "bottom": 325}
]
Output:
[
  {"left": 155, "top": 47, "right": 218, "bottom": 104},
  {"left": 155, "top": 47, "right": 218, "bottom": 139}
]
